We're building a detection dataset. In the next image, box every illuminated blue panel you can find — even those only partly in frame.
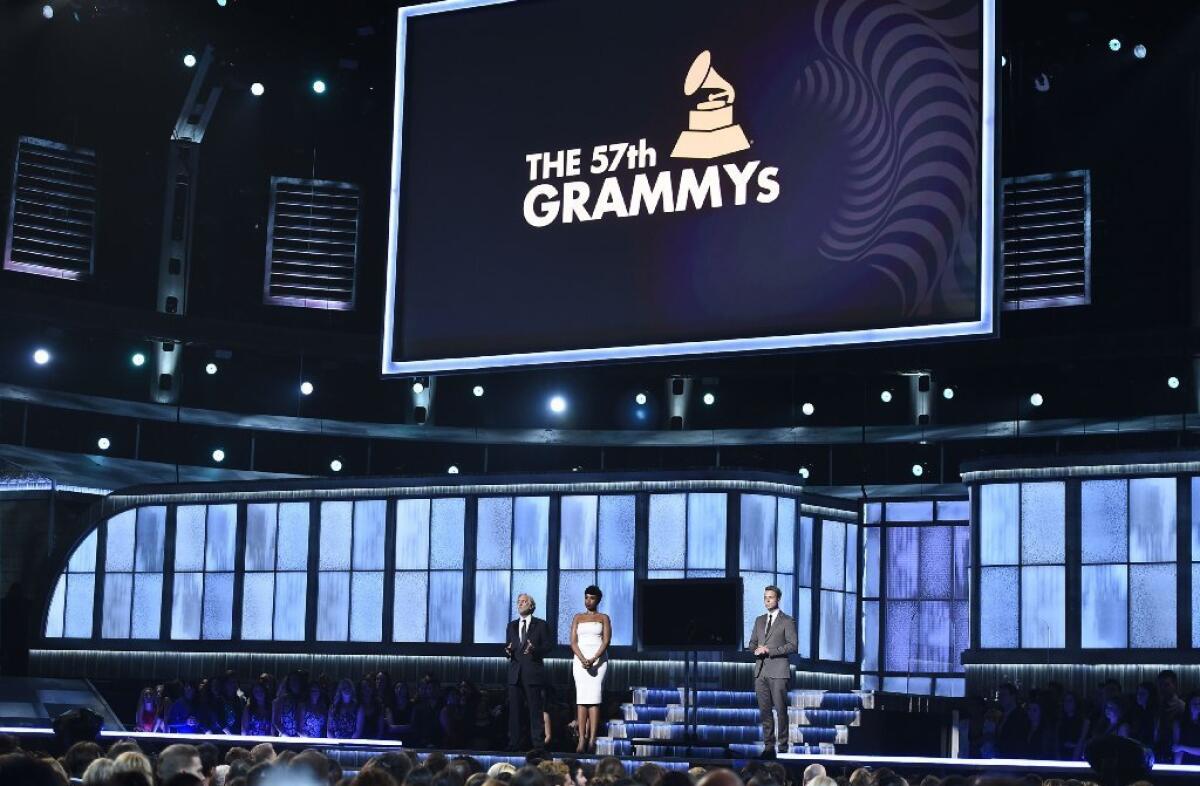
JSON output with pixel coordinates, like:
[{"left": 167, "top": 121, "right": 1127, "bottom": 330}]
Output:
[
  {"left": 101, "top": 573, "right": 132, "bottom": 638},
  {"left": 1081, "top": 480, "right": 1127, "bottom": 564},
  {"left": 1194, "top": 478, "right": 1200, "bottom": 561},
  {"left": 1130, "top": 478, "right": 1176, "bottom": 564},
  {"left": 560, "top": 496, "right": 598, "bottom": 570},
  {"left": 45, "top": 576, "right": 65, "bottom": 638},
  {"left": 273, "top": 572, "right": 306, "bottom": 641},
  {"left": 883, "top": 677, "right": 909, "bottom": 693},
  {"left": 513, "top": 570, "right": 547, "bottom": 627},
  {"left": 1130, "top": 564, "right": 1176, "bottom": 648},
  {"left": 202, "top": 572, "right": 234, "bottom": 640},
  {"left": 919, "top": 527, "right": 953, "bottom": 600},
  {"left": 777, "top": 498, "right": 795, "bottom": 574},
  {"left": 844, "top": 593, "right": 857, "bottom": 661},
  {"left": 171, "top": 572, "right": 202, "bottom": 640},
  {"left": 648, "top": 495, "right": 686, "bottom": 570},
  {"left": 776, "top": 573, "right": 793, "bottom": 617},
  {"left": 917, "top": 601, "right": 950, "bottom": 672},
  {"left": 175, "top": 507, "right": 206, "bottom": 571},
  {"left": 794, "top": 587, "right": 812, "bottom": 658},
  {"left": 316, "top": 571, "right": 350, "bottom": 641},
  {"left": 862, "top": 600, "right": 879, "bottom": 671},
  {"left": 937, "top": 500, "right": 970, "bottom": 521},
  {"left": 687, "top": 493, "right": 727, "bottom": 570},
  {"left": 598, "top": 496, "right": 636, "bottom": 569},
  {"left": 350, "top": 571, "right": 385, "bottom": 642},
  {"left": 819, "top": 590, "right": 844, "bottom": 661},
  {"left": 131, "top": 574, "right": 162, "bottom": 639},
  {"left": 1081, "top": 564, "right": 1127, "bottom": 649},
  {"left": 953, "top": 527, "right": 970, "bottom": 599},
  {"left": 430, "top": 498, "right": 465, "bottom": 569},
  {"left": 598, "top": 569, "right": 634, "bottom": 646},
  {"left": 740, "top": 495, "right": 776, "bottom": 572},
  {"left": 861, "top": 674, "right": 880, "bottom": 691},
  {"left": 950, "top": 601, "right": 969, "bottom": 671},
  {"left": 1020, "top": 566, "right": 1064, "bottom": 648},
  {"left": 688, "top": 569, "right": 725, "bottom": 578},
  {"left": 863, "top": 528, "right": 880, "bottom": 598},
  {"left": 886, "top": 501, "right": 934, "bottom": 522},
  {"left": 558, "top": 570, "right": 595, "bottom": 645},
  {"left": 205, "top": 505, "right": 238, "bottom": 572},
  {"left": 241, "top": 573, "right": 274, "bottom": 640},
  {"left": 936, "top": 678, "right": 966, "bottom": 697},
  {"left": 741, "top": 571, "right": 774, "bottom": 646},
  {"left": 428, "top": 571, "right": 463, "bottom": 642},
  {"left": 474, "top": 569, "right": 510, "bottom": 644},
  {"left": 352, "top": 501, "right": 387, "bottom": 571},
  {"left": 277, "top": 503, "right": 309, "bottom": 571},
  {"left": 1020, "top": 483, "right": 1065, "bottom": 566},
  {"left": 907, "top": 677, "right": 933, "bottom": 696},
  {"left": 797, "top": 517, "right": 814, "bottom": 586},
  {"left": 648, "top": 570, "right": 685, "bottom": 579},
  {"left": 1193, "top": 564, "right": 1200, "bottom": 648},
  {"left": 245, "top": 504, "right": 277, "bottom": 572},
  {"left": 395, "top": 499, "right": 431, "bottom": 570},
  {"left": 845, "top": 524, "right": 859, "bottom": 592},
  {"left": 821, "top": 521, "right": 846, "bottom": 591},
  {"left": 979, "top": 567, "right": 1018, "bottom": 648},
  {"left": 318, "top": 502, "right": 352, "bottom": 570},
  {"left": 105, "top": 510, "right": 135, "bottom": 572},
  {"left": 864, "top": 503, "right": 882, "bottom": 524},
  {"left": 979, "top": 484, "right": 1019, "bottom": 566},
  {"left": 67, "top": 529, "right": 97, "bottom": 573},
  {"left": 884, "top": 600, "right": 916, "bottom": 671},
  {"left": 393, "top": 572, "right": 428, "bottom": 642},
  {"left": 886, "top": 527, "right": 918, "bottom": 599},
  {"left": 513, "top": 497, "right": 550, "bottom": 570},
  {"left": 477, "top": 497, "right": 513, "bottom": 569}
]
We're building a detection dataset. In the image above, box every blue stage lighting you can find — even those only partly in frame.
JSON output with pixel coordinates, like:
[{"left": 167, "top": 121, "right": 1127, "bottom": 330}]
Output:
[
  {"left": 802, "top": 402, "right": 815, "bottom": 416},
  {"left": 1108, "top": 38, "right": 1121, "bottom": 52},
  {"left": 250, "top": 82, "right": 265, "bottom": 96},
  {"left": 702, "top": 392, "right": 716, "bottom": 406},
  {"left": 1030, "top": 392, "right": 1044, "bottom": 407},
  {"left": 330, "top": 459, "right": 343, "bottom": 472},
  {"left": 798, "top": 467, "right": 810, "bottom": 479},
  {"left": 942, "top": 386, "right": 955, "bottom": 400},
  {"left": 412, "top": 381, "right": 424, "bottom": 394},
  {"left": 1133, "top": 44, "right": 1147, "bottom": 59},
  {"left": 447, "top": 465, "right": 460, "bottom": 474},
  {"left": 42, "top": 4, "right": 53, "bottom": 19},
  {"left": 300, "top": 381, "right": 314, "bottom": 396},
  {"left": 880, "top": 390, "right": 892, "bottom": 403},
  {"left": 131, "top": 352, "right": 146, "bottom": 367},
  {"left": 184, "top": 53, "right": 197, "bottom": 68},
  {"left": 635, "top": 408, "right": 647, "bottom": 421},
  {"left": 97, "top": 437, "right": 111, "bottom": 451},
  {"left": 635, "top": 392, "right": 647, "bottom": 405},
  {"left": 549, "top": 395, "right": 567, "bottom": 414},
  {"left": 1168, "top": 376, "right": 1181, "bottom": 389},
  {"left": 312, "top": 79, "right": 327, "bottom": 94},
  {"left": 205, "top": 362, "right": 218, "bottom": 375},
  {"left": 33, "top": 348, "right": 51, "bottom": 366},
  {"left": 212, "top": 449, "right": 226, "bottom": 463},
  {"left": 473, "top": 385, "right": 485, "bottom": 397},
  {"left": 912, "top": 463, "right": 924, "bottom": 477}
]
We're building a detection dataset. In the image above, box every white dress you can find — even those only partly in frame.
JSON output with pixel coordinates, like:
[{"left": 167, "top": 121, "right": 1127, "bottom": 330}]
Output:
[{"left": 572, "top": 619, "right": 608, "bottom": 704}]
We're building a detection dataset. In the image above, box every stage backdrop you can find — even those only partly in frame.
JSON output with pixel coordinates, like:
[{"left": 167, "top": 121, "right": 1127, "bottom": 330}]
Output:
[{"left": 383, "top": 0, "right": 997, "bottom": 374}]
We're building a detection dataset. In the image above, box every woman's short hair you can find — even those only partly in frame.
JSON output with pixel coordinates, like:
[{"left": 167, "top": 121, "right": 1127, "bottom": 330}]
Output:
[{"left": 584, "top": 585, "right": 603, "bottom": 602}]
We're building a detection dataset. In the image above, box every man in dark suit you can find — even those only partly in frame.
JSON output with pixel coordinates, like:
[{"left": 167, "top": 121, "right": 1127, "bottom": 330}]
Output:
[
  {"left": 747, "top": 584, "right": 798, "bottom": 758},
  {"left": 505, "top": 592, "right": 552, "bottom": 753}
]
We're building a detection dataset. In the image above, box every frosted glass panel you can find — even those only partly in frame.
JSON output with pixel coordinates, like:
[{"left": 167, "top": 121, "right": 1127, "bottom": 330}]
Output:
[
  {"left": 777, "top": 498, "right": 795, "bottom": 574},
  {"left": 350, "top": 571, "right": 384, "bottom": 642},
  {"left": 884, "top": 600, "right": 917, "bottom": 671},
  {"left": 477, "top": 497, "right": 513, "bottom": 569},
  {"left": 513, "top": 571, "right": 548, "bottom": 631},
  {"left": 318, "top": 502, "right": 353, "bottom": 570},
  {"left": 1130, "top": 564, "right": 1176, "bottom": 648},
  {"left": 131, "top": 574, "right": 162, "bottom": 639},
  {"left": 821, "top": 521, "right": 846, "bottom": 591},
  {"left": 845, "top": 524, "right": 858, "bottom": 592},
  {"left": 687, "top": 493, "right": 727, "bottom": 570},
  {"left": 1130, "top": 478, "right": 1176, "bottom": 563},
  {"left": 1193, "top": 565, "right": 1200, "bottom": 648},
  {"left": 273, "top": 572, "right": 306, "bottom": 641},
  {"left": 242, "top": 573, "right": 274, "bottom": 640},
  {"left": 175, "top": 507, "right": 206, "bottom": 571},
  {"left": 245, "top": 504, "right": 277, "bottom": 572},
  {"left": 776, "top": 573, "right": 793, "bottom": 617},
  {"left": 598, "top": 570, "right": 635, "bottom": 646},
  {"left": 202, "top": 572, "right": 234, "bottom": 640},
  {"left": 428, "top": 572, "right": 463, "bottom": 642},
  {"left": 844, "top": 593, "right": 857, "bottom": 662},
  {"left": 395, "top": 499, "right": 431, "bottom": 570},
  {"left": 1020, "top": 483, "right": 1065, "bottom": 565},
  {"left": 67, "top": 530, "right": 97, "bottom": 573},
  {"left": 513, "top": 497, "right": 550, "bottom": 570},
  {"left": 560, "top": 496, "right": 598, "bottom": 570},
  {"left": 979, "top": 567, "right": 1018, "bottom": 647},
  {"left": 863, "top": 528, "right": 880, "bottom": 598},
  {"left": 916, "top": 601, "right": 950, "bottom": 672},
  {"left": 1081, "top": 564, "right": 1127, "bottom": 648},
  {"left": 1081, "top": 481, "right": 1128, "bottom": 564},
  {"left": 558, "top": 570, "right": 596, "bottom": 644},
  {"left": 205, "top": 505, "right": 238, "bottom": 572},
  {"left": 648, "top": 495, "right": 686, "bottom": 569},
  {"left": 101, "top": 573, "right": 133, "bottom": 638},
  {"left": 1020, "top": 566, "right": 1064, "bottom": 648},
  {"left": 886, "top": 528, "right": 918, "bottom": 599},
  {"left": 45, "top": 576, "right": 65, "bottom": 638},
  {"left": 688, "top": 570, "right": 725, "bottom": 578},
  {"left": 795, "top": 587, "right": 812, "bottom": 658},
  {"left": 797, "top": 517, "right": 814, "bottom": 586},
  {"left": 741, "top": 571, "right": 774, "bottom": 647},
  {"left": 171, "top": 572, "right": 202, "bottom": 640},
  {"left": 352, "top": 501, "right": 387, "bottom": 571},
  {"left": 953, "top": 527, "right": 971, "bottom": 599},
  {"left": 317, "top": 572, "right": 350, "bottom": 641},
  {"left": 1194, "top": 478, "right": 1200, "bottom": 561},
  {"left": 861, "top": 601, "right": 879, "bottom": 671},
  {"left": 887, "top": 501, "right": 934, "bottom": 522},
  {"left": 105, "top": 510, "right": 135, "bottom": 572},
  {"left": 937, "top": 500, "right": 970, "bottom": 521},
  {"left": 430, "top": 499, "right": 466, "bottom": 569},
  {"left": 950, "top": 601, "right": 969, "bottom": 672},
  {"left": 598, "top": 496, "right": 636, "bottom": 568},
  {"left": 393, "top": 572, "right": 428, "bottom": 642},
  {"left": 979, "top": 485, "right": 1019, "bottom": 565},
  {"left": 819, "top": 590, "right": 844, "bottom": 660},
  {"left": 474, "top": 570, "right": 511, "bottom": 644},
  {"left": 919, "top": 527, "right": 953, "bottom": 600},
  {"left": 865, "top": 503, "right": 882, "bottom": 523},
  {"left": 277, "top": 503, "right": 309, "bottom": 571},
  {"left": 740, "top": 495, "right": 776, "bottom": 572},
  {"left": 648, "top": 570, "right": 685, "bottom": 579}
]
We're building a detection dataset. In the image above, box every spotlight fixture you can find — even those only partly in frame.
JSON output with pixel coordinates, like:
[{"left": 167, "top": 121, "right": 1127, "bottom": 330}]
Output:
[
  {"left": 205, "top": 362, "right": 218, "bottom": 375},
  {"left": 549, "top": 395, "right": 567, "bottom": 414},
  {"left": 472, "top": 385, "right": 485, "bottom": 397},
  {"left": 1133, "top": 44, "right": 1147, "bottom": 59},
  {"left": 312, "top": 79, "right": 327, "bottom": 94},
  {"left": 1168, "top": 376, "right": 1181, "bottom": 390},
  {"left": 635, "top": 392, "right": 648, "bottom": 405},
  {"left": 42, "top": 4, "right": 53, "bottom": 19},
  {"left": 1033, "top": 73, "right": 1051, "bottom": 93},
  {"left": 412, "top": 381, "right": 425, "bottom": 394},
  {"left": 447, "top": 465, "right": 460, "bottom": 474},
  {"left": 183, "top": 53, "right": 197, "bottom": 68},
  {"left": 216, "top": 0, "right": 227, "bottom": 6},
  {"left": 880, "top": 390, "right": 893, "bottom": 403},
  {"left": 212, "top": 448, "right": 226, "bottom": 463},
  {"left": 97, "top": 437, "right": 111, "bottom": 451},
  {"left": 798, "top": 466, "right": 810, "bottom": 480},
  {"left": 702, "top": 392, "right": 716, "bottom": 406},
  {"left": 33, "top": 348, "right": 51, "bottom": 365},
  {"left": 330, "top": 459, "right": 343, "bottom": 473},
  {"left": 1001, "top": 55, "right": 1007, "bottom": 67},
  {"left": 250, "top": 82, "right": 265, "bottom": 96},
  {"left": 801, "top": 402, "right": 815, "bottom": 416},
  {"left": 1029, "top": 392, "right": 1044, "bottom": 407},
  {"left": 1108, "top": 38, "right": 1121, "bottom": 52},
  {"left": 131, "top": 352, "right": 146, "bottom": 367},
  {"left": 942, "top": 386, "right": 956, "bottom": 400},
  {"left": 912, "top": 463, "right": 925, "bottom": 478},
  {"left": 300, "top": 381, "right": 314, "bottom": 396}
]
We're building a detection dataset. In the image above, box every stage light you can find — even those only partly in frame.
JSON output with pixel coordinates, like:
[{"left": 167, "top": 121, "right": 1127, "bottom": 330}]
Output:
[
  {"left": 1168, "top": 376, "right": 1181, "bottom": 389},
  {"left": 330, "top": 459, "right": 343, "bottom": 473},
  {"left": 212, "top": 449, "right": 226, "bottom": 463},
  {"left": 802, "top": 402, "right": 815, "bottom": 416},
  {"left": 549, "top": 395, "right": 567, "bottom": 414},
  {"left": 798, "top": 467, "right": 810, "bottom": 480},
  {"left": 412, "top": 381, "right": 424, "bottom": 394},
  {"left": 216, "top": 0, "right": 227, "bottom": 6},
  {"left": 447, "top": 465, "right": 460, "bottom": 474},
  {"left": 97, "top": 437, "right": 111, "bottom": 451},
  {"left": 131, "top": 352, "right": 146, "bottom": 367},
  {"left": 300, "top": 381, "right": 314, "bottom": 396},
  {"left": 472, "top": 385, "right": 485, "bottom": 397},
  {"left": 33, "top": 348, "right": 51, "bottom": 365},
  {"left": 1034, "top": 73, "right": 1051, "bottom": 93},
  {"left": 1030, "top": 392, "right": 1044, "bottom": 407},
  {"left": 1133, "top": 44, "right": 1147, "bottom": 59},
  {"left": 635, "top": 408, "right": 647, "bottom": 421},
  {"left": 250, "top": 82, "right": 265, "bottom": 96},
  {"left": 912, "top": 463, "right": 925, "bottom": 478},
  {"left": 880, "top": 390, "right": 893, "bottom": 403},
  {"left": 635, "top": 392, "right": 648, "bottom": 405},
  {"left": 183, "top": 53, "right": 197, "bottom": 68},
  {"left": 42, "top": 4, "right": 53, "bottom": 19},
  {"left": 1108, "top": 38, "right": 1121, "bottom": 52},
  {"left": 702, "top": 392, "right": 716, "bottom": 406},
  {"left": 942, "top": 386, "right": 956, "bottom": 400},
  {"left": 1001, "top": 55, "right": 1007, "bottom": 67},
  {"left": 205, "top": 362, "right": 218, "bottom": 375},
  {"left": 312, "top": 79, "right": 327, "bottom": 94}
]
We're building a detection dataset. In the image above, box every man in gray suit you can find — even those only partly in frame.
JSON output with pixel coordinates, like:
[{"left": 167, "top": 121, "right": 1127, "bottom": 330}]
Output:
[{"left": 747, "top": 584, "right": 798, "bottom": 757}]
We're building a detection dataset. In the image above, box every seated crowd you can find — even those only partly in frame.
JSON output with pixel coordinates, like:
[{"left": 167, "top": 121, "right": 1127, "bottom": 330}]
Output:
[{"left": 961, "top": 670, "right": 1200, "bottom": 764}]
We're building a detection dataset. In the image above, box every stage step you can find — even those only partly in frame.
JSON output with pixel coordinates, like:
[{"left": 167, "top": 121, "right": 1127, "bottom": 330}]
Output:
[
  {"left": 620, "top": 704, "right": 859, "bottom": 727},
  {"left": 604, "top": 721, "right": 847, "bottom": 745},
  {"left": 632, "top": 688, "right": 868, "bottom": 710}
]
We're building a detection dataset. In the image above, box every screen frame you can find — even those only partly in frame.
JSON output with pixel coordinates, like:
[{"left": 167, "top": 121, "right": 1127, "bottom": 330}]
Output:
[
  {"left": 382, "top": 0, "right": 1000, "bottom": 376},
  {"left": 635, "top": 577, "right": 744, "bottom": 652}
]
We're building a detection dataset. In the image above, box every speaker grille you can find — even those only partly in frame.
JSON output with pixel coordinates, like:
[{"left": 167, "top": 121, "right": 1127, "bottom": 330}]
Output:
[
  {"left": 1001, "top": 170, "right": 1091, "bottom": 310},
  {"left": 263, "top": 177, "right": 360, "bottom": 310}
]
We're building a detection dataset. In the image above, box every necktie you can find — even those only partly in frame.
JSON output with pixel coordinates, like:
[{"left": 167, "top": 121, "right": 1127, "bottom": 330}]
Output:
[
  {"left": 520, "top": 618, "right": 528, "bottom": 646},
  {"left": 765, "top": 613, "right": 774, "bottom": 638}
]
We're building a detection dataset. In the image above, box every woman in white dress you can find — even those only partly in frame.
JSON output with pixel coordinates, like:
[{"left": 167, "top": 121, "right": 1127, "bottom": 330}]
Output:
[{"left": 570, "top": 584, "right": 611, "bottom": 753}]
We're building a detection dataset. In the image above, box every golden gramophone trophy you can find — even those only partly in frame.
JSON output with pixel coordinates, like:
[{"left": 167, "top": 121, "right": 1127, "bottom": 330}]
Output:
[{"left": 670, "top": 50, "right": 751, "bottom": 159}]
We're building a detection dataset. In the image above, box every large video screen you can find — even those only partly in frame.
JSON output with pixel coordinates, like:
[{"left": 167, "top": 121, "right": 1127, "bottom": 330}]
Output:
[{"left": 383, "top": 0, "right": 997, "bottom": 375}]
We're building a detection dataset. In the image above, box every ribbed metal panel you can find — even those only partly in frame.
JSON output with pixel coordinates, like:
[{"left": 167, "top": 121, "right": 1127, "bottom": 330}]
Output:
[
  {"left": 3, "top": 136, "right": 98, "bottom": 280},
  {"left": 1001, "top": 170, "right": 1091, "bottom": 310},
  {"left": 263, "top": 177, "right": 359, "bottom": 310}
]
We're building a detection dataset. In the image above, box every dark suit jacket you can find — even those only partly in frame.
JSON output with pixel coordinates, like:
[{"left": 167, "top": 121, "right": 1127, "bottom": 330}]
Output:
[{"left": 506, "top": 616, "right": 553, "bottom": 686}]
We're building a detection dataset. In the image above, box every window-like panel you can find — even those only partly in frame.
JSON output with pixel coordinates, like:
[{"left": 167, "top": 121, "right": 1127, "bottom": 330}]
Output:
[
  {"left": 598, "top": 496, "right": 635, "bottom": 569},
  {"left": 175, "top": 507, "right": 206, "bottom": 572},
  {"left": 350, "top": 571, "right": 385, "bottom": 642},
  {"left": 277, "top": 503, "right": 310, "bottom": 570},
  {"left": 430, "top": 499, "right": 466, "bottom": 569},
  {"left": 67, "top": 530, "right": 98, "bottom": 574},
  {"left": 887, "top": 527, "right": 918, "bottom": 599},
  {"left": 202, "top": 572, "right": 235, "bottom": 640},
  {"left": 598, "top": 569, "right": 635, "bottom": 646},
  {"left": 317, "top": 572, "right": 350, "bottom": 641},
  {"left": 560, "top": 496, "right": 598, "bottom": 570},
  {"left": 980, "top": 484, "right": 1019, "bottom": 566},
  {"left": 797, "top": 517, "right": 814, "bottom": 587},
  {"left": 862, "top": 600, "right": 880, "bottom": 671},
  {"left": 648, "top": 495, "right": 686, "bottom": 569},
  {"left": 205, "top": 505, "right": 238, "bottom": 572},
  {"left": 777, "top": 498, "right": 795, "bottom": 575},
  {"left": 319, "top": 502, "right": 353, "bottom": 570},
  {"left": 395, "top": 499, "right": 432, "bottom": 570},
  {"left": 1020, "top": 483, "right": 1065, "bottom": 565},
  {"left": 246, "top": 504, "right": 278, "bottom": 572},
  {"left": 513, "top": 497, "right": 549, "bottom": 570},
  {"left": 740, "top": 495, "right": 776, "bottom": 572},
  {"left": 101, "top": 573, "right": 133, "bottom": 639},
  {"left": 1130, "top": 563, "right": 1176, "bottom": 648},
  {"left": 242, "top": 573, "right": 275, "bottom": 640},
  {"left": 887, "top": 501, "right": 934, "bottom": 522},
  {"left": 352, "top": 501, "right": 387, "bottom": 571},
  {"left": 1129, "top": 478, "right": 1175, "bottom": 563},
  {"left": 794, "top": 587, "right": 812, "bottom": 658},
  {"left": 1020, "top": 566, "right": 1064, "bottom": 648},
  {"left": 821, "top": 520, "right": 846, "bottom": 591},
  {"left": 1081, "top": 564, "right": 1127, "bottom": 649},
  {"left": 171, "top": 572, "right": 203, "bottom": 640},
  {"left": 474, "top": 570, "right": 510, "bottom": 644},
  {"left": 393, "top": 572, "right": 429, "bottom": 642},
  {"left": 818, "top": 590, "right": 844, "bottom": 661},
  {"left": 979, "top": 567, "right": 1018, "bottom": 647},
  {"left": 686, "top": 493, "right": 726, "bottom": 571},
  {"left": 131, "top": 574, "right": 163, "bottom": 639},
  {"left": 105, "top": 511, "right": 136, "bottom": 572},
  {"left": 428, "top": 572, "right": 463, "bottom": 643},
  {"left": 477, "top": 498, "right": 514, "bottom": 569},
  {"left": 273, "top": 572, "right": 307, "bottom": 641},
  {"left": 937, "top": 500, "right": 970, "bottom": 521},
  {"left": 45, "top": 576, "right": 66, "bottom": 638},
  {"left": 918, "top": 528, "right": 952, "bottom": 600},
  {"left": 1081, "top": 481, "right": 1128, "bottom": 564},
  {"left": 558, "top": 570, "right": 595, "bottom": 641},
  {"left": 863, "top": 528, "right": 880, "bottom": 598}
]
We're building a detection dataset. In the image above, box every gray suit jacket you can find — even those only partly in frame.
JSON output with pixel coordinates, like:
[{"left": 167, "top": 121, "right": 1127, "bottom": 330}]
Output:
[{"left": 747, "top": 610, "right": 797, "bottom": 678}]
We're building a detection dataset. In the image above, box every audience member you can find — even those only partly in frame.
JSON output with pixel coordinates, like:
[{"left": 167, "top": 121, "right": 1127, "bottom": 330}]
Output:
[
  {"left": 81, "top": 756, "right": 115, "bottom": 785},
  {"left": 801, "top": 764, "right": 825, "bottom": 785},
  {"left": 996, "top": 683, "right": 1031, "bottom": 758},
  {"left": 0, "top": 753, "right": 68, "bottom": 786},
  {"left": 59, "top": 740, "right": 102, "bottom": 778},
  {"left": 159, "top": 743, "right": 204, "bottom": 783}
]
